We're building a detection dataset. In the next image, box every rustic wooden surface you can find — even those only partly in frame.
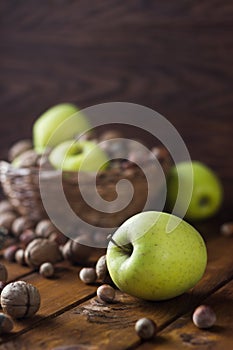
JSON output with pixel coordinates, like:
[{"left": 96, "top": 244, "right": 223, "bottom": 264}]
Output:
[{"left": 0, "top": 1, "right": 233, "bottom": 349}]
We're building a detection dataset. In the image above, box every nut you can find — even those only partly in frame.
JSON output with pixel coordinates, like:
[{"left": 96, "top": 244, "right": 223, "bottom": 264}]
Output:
[
  {"left": 11, "top": 216, "right": 35, "bottom": 237},
  {"left": 20, "top": 229, "right": 36, "bottom": 246},
  {"left": 15, "top": 249, "right": 26, "bottom": 265},
  {"left": 192, "top": 305, "right": 216, "bottom": 329},
  {"left": 0, "top": 312, "right": 14, "bottom": 334},
  {"left": 39, "top": 262, "right": 55, "bottom": 278},
  {"left": 0, "top": 263, "right": 8, "bottom": 282},
  {"left": 35, "top": 219, "right": 56, "bottom": 238},
  {"left": 135, "top": 318, "right": 157, "bottom": 340},
  {"left": 1, "top": 281, "right": 41, "bottom": 318},
  {"left": 3, "top": 245, "right": 19, "bottom": 262},
  {"left": 8, "top": 139, "right": 33, "bottom": 162},
  {"left": 79, "top": 267, "right": 97, "bottom": 284},
  {"left": 12, "top": 149, "right": 40, "bottom": 168},
  {"left": 95, "top": 255, "right": 108, "bottom": 281},
  {"left": 0, "top": 200, "right": 14, "bottom": 214},
  {"left": 96, "top": 284, "right": 115, "bottom": 303},
  {"left": 62, "top": 240, "right": 93, "bottom": 264},
  {"left": 0, "top": 212, "right": 18, "bottom": 231},
  {"left": 220, "top": 222, "right": 233, "bottom": 237},
  {"left": 48, "top": 231, "right": 68, "bottom": 246},
  {"left": 24, "top": 238, "right": 62, "bottom": 268}
]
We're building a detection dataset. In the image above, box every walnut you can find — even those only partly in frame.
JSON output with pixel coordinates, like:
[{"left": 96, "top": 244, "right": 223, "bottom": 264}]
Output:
[
  {"left": 24, "top": 238, "right": 62, "bottom": 268},
  {"left": 62, "top": 239, "right": 93, "bottom": 264},
  {"left": 1, "top": 281, "right": 40, "bottom": 319}
]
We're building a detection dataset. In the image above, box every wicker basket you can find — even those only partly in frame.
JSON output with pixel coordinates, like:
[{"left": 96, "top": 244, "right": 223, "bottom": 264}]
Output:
[{"left": 0, "top": 148, "right": 171, "bottom": 229}]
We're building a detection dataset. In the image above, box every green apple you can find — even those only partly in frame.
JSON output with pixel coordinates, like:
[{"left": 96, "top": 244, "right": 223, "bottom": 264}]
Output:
[
  {"left": 49, "top": 139, "right": 109, "bottom": 172},
  {"left": 33, "top": 103, "right": 91, "bottom": 154},
  {"left": 166, "top": 161, "right": 223, "bottom": 221},
  {"left": 106, "top": 211, "right": 207, "bottom": 301}
]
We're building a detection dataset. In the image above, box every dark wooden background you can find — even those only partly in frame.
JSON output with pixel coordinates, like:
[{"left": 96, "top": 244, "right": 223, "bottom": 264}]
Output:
[{"left": 0, "top": 0, "right": 232, "bottom": 211}]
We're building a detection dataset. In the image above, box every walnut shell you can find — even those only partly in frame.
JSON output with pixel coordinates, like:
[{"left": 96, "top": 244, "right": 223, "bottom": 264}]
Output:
[
  {"left": 1, "top": 281, "right": 40, "bottom": 319},
  {"left": 62, "top": 239, "right": 93, "bottom": 264},
  {"left": 24, "top": 238, "right": 62, "bottom": 268}
]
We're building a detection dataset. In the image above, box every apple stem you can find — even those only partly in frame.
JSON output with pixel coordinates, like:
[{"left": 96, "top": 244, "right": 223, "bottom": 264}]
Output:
[{"left": 107, "top": 234, "right": 131, "bottom": 254}]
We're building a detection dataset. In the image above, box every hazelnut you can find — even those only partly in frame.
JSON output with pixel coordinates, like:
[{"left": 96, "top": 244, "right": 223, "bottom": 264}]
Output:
[
  {"left": 13, "top": 149, "right": 40, "bottom": 168},
  {"left": 192, "top": 305, "right": 216, "bottom": 329},
  {"left": 39, "top": 262, "right": 54, "bottom": 278},
  {"left": 11, "top": 216, "right": 35, "bottom": 237},
  {"left": 0, "top": 313, "right": 14, "bottom": 334},
  {"left": 24, "top": 238, "right": 62, "bottom": 268},
  {"left": 35, "top": 219, "right": 56, "bottom": 238},
  {"left": 0, "top": 212, "right": 18, "bottom": 231},
  {"left": 48, "top": 231, "right": 68, "bottom": 246},
  {"left": 62, "top": 239, "right": 93, "bottom": 264},
  {"left": 1, "top": 281, "right": 41, "bottom": 318},
  {"left": 220, "top": 222, "right": 233, "bottom": 237},
  {"left": 79, "top": 267, "right": 97, "bottom": 284},
  {"left": 97, "top": 284, "right": 115, "bottom": 303},
  {"left": 0, "top": 263, "right": 8, "bottom": 282},
  {"left": 20, "top": 229, "right": 36, "bottom": 246},
  {"left": 8, "top": 139, "right": 33, "bottom": 162},
  {"left": 135, "top": 318, "right": 157, "bottom": 340},
  {"left": 15, "top": 249, "right": 26, "bottom": 265},
  {"left": 95, "top": 255, "right": 108, "bottom": 281},
  {"left": 0, "top": 200, "right": 14, "bottom": 214},
  {"left": 3, "top": 245, "right": 19, "bottom": 262}
]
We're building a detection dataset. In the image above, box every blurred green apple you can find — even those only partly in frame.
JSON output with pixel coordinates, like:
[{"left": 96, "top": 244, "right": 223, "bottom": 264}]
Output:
[
  {"left": 49, "top": 139, "right": 109, "bottom": 172},
  {"left": 33, "top": 103, "right": 91, "bottom": 154},
  {"left": 106, "top": 211, "right": 207, "bottom": 301},
  {"left": 166, "top": 161, "right": 223, "bottom": 221}
]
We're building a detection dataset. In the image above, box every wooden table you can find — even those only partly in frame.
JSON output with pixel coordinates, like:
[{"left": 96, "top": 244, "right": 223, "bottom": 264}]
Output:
[
  {"left": 0, "top": 1, "right": 233, "bottom": 349},
  {"left": 0, "top": 216, "right": 232, "bottom": 349}
]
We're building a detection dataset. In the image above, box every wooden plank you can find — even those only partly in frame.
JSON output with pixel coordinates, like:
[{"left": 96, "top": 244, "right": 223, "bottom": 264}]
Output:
[
  {"left": 0, "top": 262, "right": 97, "bottom": 341},
  {"left": 0, "top": 259, "right": 32, "bottom": 282},
  {"left": 1, "top": 232, "right": 232, "bottom": 349},
  {"left": 138, "top": 279, "right": 233, "bottom": 350}
]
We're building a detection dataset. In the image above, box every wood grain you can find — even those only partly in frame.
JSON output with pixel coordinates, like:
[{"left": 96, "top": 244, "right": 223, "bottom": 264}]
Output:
[
  {"left": 1, "top": 226, "right": 232, "bottom": 349},
  {"left": 139, "top": 280, "right": 233, "bottom": 350}
]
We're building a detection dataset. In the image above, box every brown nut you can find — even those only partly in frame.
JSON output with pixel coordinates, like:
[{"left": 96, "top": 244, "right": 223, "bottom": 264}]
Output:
[
  {"left": 48, "top": 231, "right": 68, "bottom": 246},
  {"left": 62, "top": 240, "right": 93, "bottom": 264},
  {"left": 12, "top": 149, "right": 40, "bottom": 168},
  {"left": 96, "top": 284, "right": 115, "bottom": 303},
  {"left": 3, "top": 245, "right": 19, "bottom": 262},
  {"left": 39, "top": 262, "right": 54, "bottom": 278},
  {"left": 79, "top": 267, "right": 97, "bottom": 284},
  {"left": 135, "top": 318, "right": 157, "bottom": 340},
  {"left": 0, "top": 312, "right": 14, "bottom": 334},
  {"left": 220, "top": 222, "right": 233, "bottom": 237},
  {"left": 15, "top": 249, "right": 26, "bottom": 265},
  {"left": 0, "top": 200, "right": 14, "bottom": 214},
  {"left": 192, "top": 305, "right": 216, "bottom": 329},
  {"left": 0, "top": 212, "right": 18, "bottom": 231},
  {"left": 11, "top": 216, "right": 35, "bottom": 237},
  {"left": 35, "top": 219, "right": 56, "bottom": 238},
  {"left": 1, "top": 281, "right": 41, "bottom": 318},
  {"left": 95, "top": 255, "right": 108, "bottom": 281},
  {"left": 20, "top": 229, "right": 36, "bottom": 246},
  {"left": 24, "top": 238, "right": 62, "bottom": 268},
  {"left": 8, "top": 139, "right": 33, "bottom": 162},
  {"left": 0, "top": 263, "right": 8, "bottom": 282}
]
